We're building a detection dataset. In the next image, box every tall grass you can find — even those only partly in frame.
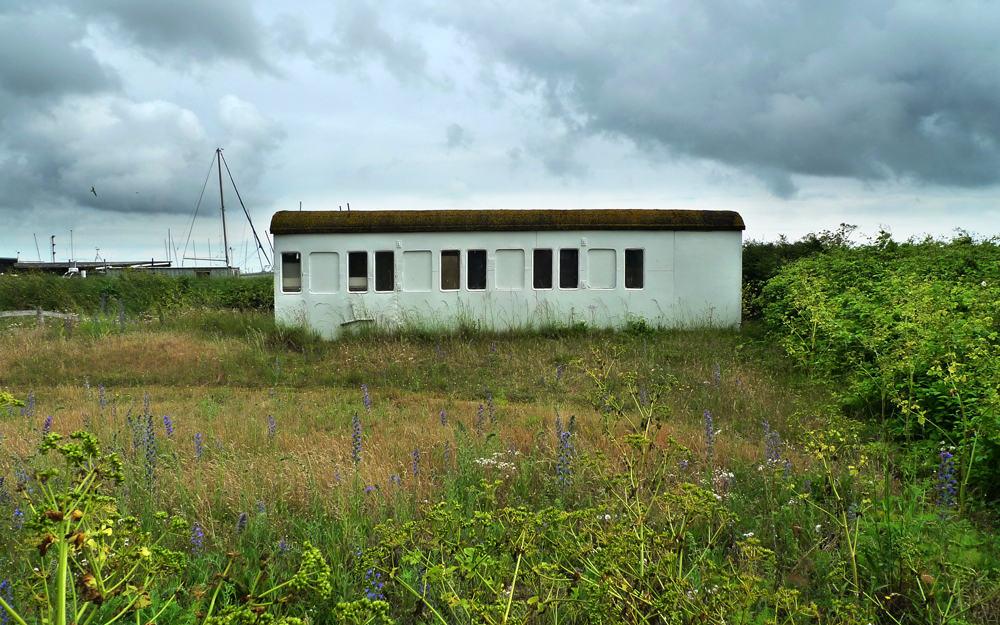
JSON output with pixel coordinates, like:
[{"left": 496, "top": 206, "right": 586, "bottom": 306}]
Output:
[{"left": 1, "top": 314, "right": 998, "bottom": 623}]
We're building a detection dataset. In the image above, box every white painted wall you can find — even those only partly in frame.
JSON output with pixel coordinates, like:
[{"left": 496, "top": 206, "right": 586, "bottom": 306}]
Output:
[{"left": 273, "top": 229, "right": 741, "bottom": 338}]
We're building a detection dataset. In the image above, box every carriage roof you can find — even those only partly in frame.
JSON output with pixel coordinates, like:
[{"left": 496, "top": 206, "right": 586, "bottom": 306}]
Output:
[{"left": 270, "top": 209, "right": 745, "bottom": 235}]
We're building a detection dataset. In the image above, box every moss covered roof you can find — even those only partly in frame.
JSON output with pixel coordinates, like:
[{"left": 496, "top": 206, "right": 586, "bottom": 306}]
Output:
[{"left": 271, "top": 209, "right": 745, "bottom": 234}]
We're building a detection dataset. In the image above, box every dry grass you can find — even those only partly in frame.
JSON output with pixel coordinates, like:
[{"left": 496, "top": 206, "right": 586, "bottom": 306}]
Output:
[{"left": 0, "top": 317, "right": 830, "bottom": 534}]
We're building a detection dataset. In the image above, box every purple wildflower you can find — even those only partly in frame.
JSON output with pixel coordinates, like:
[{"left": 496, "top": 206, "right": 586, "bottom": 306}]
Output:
[
  {"left": 364, "top": 569, "right": 385, "bottom": 601},
  {"left": 194, "top": 433, "right": 204, "bottom": 459},
  {"left": 557, "top": 364, "right": 563, "bottom": 381},
  {"left": 440, "top": 410, "right": 447, "bottom": 426},
  {"left": 476, "top": 403, "right": 484, "bottom": 436},
  {"left": 936, "top": 448, "right": 957, "bottom": 511},
  {"left": 485, "top": 388, "right": 495, "bottom": 424},
  {"left": 144, "top": 415, "right": 157, "bottom": 494},
  {"left": 163, "top": 414, "right": 174, "bottom": 440},
  {"left": 267, "top": 414, "right": 277, "bottom": 441},
  {"left": 20, "top": 391, "right": 35, "bottom": 418},
  {"left": 0, "top": 579, "right": 12, "bottom": 625},
  {"left": 190, "top": 523, "right": 204, "bottom": 553},
  {"left": 763, "top": 420, "right": 785, "bottom": 470},
  {"left": 362, "top": 385, "right": 371, "bottom": 413},
  {"left": 351, "top": 414, "right": 362, "bottom": 466},
  {"left": 236, "top": 513, "right": 248, "bottom": 534},
  {"left": 704, "top": 410, "right": 716, "bottom": 465},
  {"left": 41, "top": 415, "right": 52, "bottom": 438},
  {"left": 412, "top": 448, "right": 420, "bottom": 476},
  {"left": 555, "top": 413, "right": 575, "bottom": 489}
]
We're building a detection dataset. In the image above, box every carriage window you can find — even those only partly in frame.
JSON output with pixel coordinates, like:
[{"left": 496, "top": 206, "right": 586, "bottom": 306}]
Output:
[
  {"left": 281, "top": 252, "right": 301, "bottom": 293},
  {"left": 441, "top": 250, "right": 460, "bottom": 291},
  {"left": 467, "top": 250, "right": 487, "bottom": 290},
  {"left": 495, "top": 249, "right": 525, "bottom": 290},
  {"left": 588, "top": 249, "right": 616, "bottom": 289},
  {"left": 309, "top": 252, "right": 340, "bottom": 293},
  {"left": 625, "top": 249, "right": 644, "bottom": 289},
  {"left": 348, "top": 251, "right": 368, "bottom": 292},
  {"left": 402, "top": 250, "right": 432, "bottom": 292},
  {"left": 559, "top": 249, "right": 579, "bottom": 289},
  {"left": 375, "top": 251, "right": 394, "bottom": 292},
  {"left": 533, "top": 249, "right": 553, "bottom": 289}
]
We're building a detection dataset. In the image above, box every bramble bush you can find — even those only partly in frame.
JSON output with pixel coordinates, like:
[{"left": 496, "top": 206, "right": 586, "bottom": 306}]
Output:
[{"left": 759, "top": 231, "right": 1000, "bottom": 509}]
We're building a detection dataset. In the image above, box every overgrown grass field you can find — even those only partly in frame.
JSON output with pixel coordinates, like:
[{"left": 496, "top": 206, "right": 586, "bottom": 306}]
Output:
[{"left": 1, "top": 231, "right": 999, "bottom": 624}]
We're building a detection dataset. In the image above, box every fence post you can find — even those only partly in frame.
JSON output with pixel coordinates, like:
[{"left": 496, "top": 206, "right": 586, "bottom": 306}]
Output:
[{"left": 36, "top": 306, "right": 42, "bottom": 328}]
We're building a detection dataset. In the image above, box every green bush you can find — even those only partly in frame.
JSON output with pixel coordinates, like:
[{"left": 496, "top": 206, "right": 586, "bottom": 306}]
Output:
[
  {"left": 0, "top": 272, "right": 273, "bottom": 314},
  {"left": 741, "top": 223, "right": 858, "bottom": 319},
  {"left": 759, "top": 232, "right": 1000, "bottom": 508}
]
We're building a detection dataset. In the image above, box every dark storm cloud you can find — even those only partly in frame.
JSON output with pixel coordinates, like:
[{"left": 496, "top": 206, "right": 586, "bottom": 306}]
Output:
[
  {"left": 0, "top": 10, "right": 119, "bottom": 98},
  {"left": 80, "top": 0, "right": 271, "bottom": 70},
  {"left": 0, "top": 2, "right": 282, "bottom": 220},
  {"left": 0, "top": 95, "right": 283, "bottom": 216},
  {"left": 428, "top": 0, "right": 1000, "bottom": 194}
]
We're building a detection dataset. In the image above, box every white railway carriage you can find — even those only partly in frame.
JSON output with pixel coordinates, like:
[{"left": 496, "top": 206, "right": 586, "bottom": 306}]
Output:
[{"left": 270, "top": 209, "right": 744, "bottom": 338}]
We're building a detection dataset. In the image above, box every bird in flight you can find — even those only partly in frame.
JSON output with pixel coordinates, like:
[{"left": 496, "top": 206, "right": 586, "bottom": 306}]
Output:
[{"left": 91, "top": 187, "right": 97, "bottom": 197}]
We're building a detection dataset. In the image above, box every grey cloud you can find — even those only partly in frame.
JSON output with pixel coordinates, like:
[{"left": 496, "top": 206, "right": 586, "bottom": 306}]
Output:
[
  {"left": 429, "top": 0, "right": 1000, "bottom": 193},
  {"left": 217, "top": 95, "right": 287, "bottom": 187},
  {"left": 445, "top": 123, "right": 473, "bottom": 149},
  {"left": 0, "top": 95, "right": 284, "bottom": 216},
  {"left": 80, "top": 0, "right": 271, "bottom": 70},
  {"left": 0, "top": 10, "right": 119, "bottom": 98},
  {"left": 526, "top": 132, "right": 587, "bottom": 179},
  {"left": 274, "top": 5, "right": 429, "bottom": 84},
  {"left": 506, "top": 146, "right": 523, "bottom": 172}
]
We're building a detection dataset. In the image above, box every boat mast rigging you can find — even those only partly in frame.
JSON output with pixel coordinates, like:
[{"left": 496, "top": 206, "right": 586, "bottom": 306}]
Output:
[
  {"left": 181, "top": 149, "right": 271, "bottom": 270},
  {"left": 217, "top": 147, "right": 230, "bottom": 268}
]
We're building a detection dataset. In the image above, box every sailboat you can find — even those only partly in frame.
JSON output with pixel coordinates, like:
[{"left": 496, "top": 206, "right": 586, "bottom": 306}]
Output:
[{"left": 178, "top": 148, "right": 272, "bottom": 274}]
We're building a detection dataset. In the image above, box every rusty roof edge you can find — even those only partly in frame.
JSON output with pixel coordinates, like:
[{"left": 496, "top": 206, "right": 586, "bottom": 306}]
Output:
[{"left": 270, "top": 209, "right": 746, "bottom": 234}]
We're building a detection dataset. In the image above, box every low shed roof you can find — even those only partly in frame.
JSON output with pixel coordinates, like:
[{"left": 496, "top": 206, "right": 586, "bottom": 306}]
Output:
[{"left": 271, "top": 209, "right": 745, "bottom": 234}]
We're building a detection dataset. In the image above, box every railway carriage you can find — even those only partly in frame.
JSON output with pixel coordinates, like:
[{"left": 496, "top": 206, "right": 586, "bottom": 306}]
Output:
[{"left": 270, "top": 209, "right": 744, "bottom": 338}]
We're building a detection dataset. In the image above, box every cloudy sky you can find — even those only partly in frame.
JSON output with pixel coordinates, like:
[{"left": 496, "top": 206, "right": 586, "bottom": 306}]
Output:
[{"left": 2, "top": 0, "right": 998, "bottom": 270}]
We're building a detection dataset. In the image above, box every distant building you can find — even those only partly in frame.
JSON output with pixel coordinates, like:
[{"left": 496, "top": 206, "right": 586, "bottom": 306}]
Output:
[
  {"left": 271, "top": 209, "right": 743, "bottom": 338},
  {"left": 8, "top": 260, "right": 239, "bottom": 278}
]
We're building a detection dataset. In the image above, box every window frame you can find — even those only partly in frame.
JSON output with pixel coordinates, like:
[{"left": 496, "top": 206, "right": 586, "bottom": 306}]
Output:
[
  {"left": 348, "top": 251, "right": 369, "bottom": 293},
  {"left": 440, "top": 249, "right": 461, "bottom": 291},
  {"left": 374, "top": 250, "right": 395, "bottom": 293},
  {"left": 532, "top": 248, "right": 553, "bottom": 290},
  {"left": 559, "top": 248, "right": 579, "bottom": 290},
  {"left": 624, "top": 248, "right": 644, "bottom": 290},
  {"left": 467, "top": 249, "right": 487, "bottom": 291},
  {"left": 280, "top": 252, "right": 301, "bottom": 294}
]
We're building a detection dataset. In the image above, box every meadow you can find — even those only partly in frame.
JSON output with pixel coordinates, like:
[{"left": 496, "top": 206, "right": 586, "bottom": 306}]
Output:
[{"left": 1, "top": 233, "right": 999, "bottom": 624}]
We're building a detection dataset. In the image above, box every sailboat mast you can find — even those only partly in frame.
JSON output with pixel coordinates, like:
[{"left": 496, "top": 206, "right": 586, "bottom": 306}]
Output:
[{"left": 217, "top": 147, "right": 230, "bottom": 267}]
